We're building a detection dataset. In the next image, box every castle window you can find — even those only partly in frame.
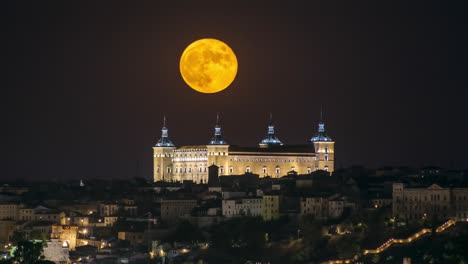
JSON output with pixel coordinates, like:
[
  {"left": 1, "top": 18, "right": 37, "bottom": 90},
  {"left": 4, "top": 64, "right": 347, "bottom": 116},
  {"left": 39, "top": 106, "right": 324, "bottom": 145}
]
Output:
[
  {"left": 324, "top": 166, "right": 329, "bottom": 171},
  {"left": 263, "top": 167, "right": 267, "bottom": 174},
  {"left": 275, "top": 167, "right": 280, "bottom": 174},
  {"left": 325, "top": 147, "right": 329, "bottom": 153},
  {"left": 324, "top": 155, "right": 329, "bottom": 161},
  {"left": 167, "top": 167, "right": 172, "bottom": 173},
  {"left": 291, "top": 166, "right": 296, "bottom": 172},
  {"left": 199, "top": 167, "right": 202, "bottom": 173},
  {"left": 188, "top": 168, "right": 192, "bottom": 173},
  {"left": 229, "top": 166, "right": 233, "bottom": 174},
  {"left": 246, "top": 166, "right": 251, "bottom": 173},
  {"left": 307, "top": 167, "right": 311, "bottom": 174},
  {"left": 220, "top": 167, "right": 224, "bottom": 175}
]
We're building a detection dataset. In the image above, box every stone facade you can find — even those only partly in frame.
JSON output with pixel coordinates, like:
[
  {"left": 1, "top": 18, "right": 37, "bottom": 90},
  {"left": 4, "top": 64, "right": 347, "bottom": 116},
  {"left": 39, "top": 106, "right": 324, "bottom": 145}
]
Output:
[
  {"left": 392, "top": 183, "right": 468, "bottom": 220},
  {"left": 153, "top": 115, "right": 335, "bottom": 183}
]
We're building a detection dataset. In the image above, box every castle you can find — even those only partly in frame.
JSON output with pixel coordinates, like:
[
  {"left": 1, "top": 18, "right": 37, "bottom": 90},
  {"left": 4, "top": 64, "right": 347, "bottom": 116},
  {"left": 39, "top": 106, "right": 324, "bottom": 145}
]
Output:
[{"left": 153, "top": 112, "right": 334, "bottom": 183}]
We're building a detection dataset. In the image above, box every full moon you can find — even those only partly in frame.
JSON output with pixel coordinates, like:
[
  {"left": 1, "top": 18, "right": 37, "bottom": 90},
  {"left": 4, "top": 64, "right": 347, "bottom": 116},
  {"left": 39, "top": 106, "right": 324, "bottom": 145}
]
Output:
[{"left": 180, "top": 38, "right": 238, "bottom": 93}]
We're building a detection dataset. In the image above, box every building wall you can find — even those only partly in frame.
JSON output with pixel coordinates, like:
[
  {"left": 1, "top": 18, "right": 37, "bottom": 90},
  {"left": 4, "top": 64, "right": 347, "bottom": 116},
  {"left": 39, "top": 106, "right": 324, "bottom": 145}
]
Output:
[
  {"left": 301, "top": 197, "right": 327, "bottom": 218},
  {"left": 99, "top": 204, "right": 119, "bottom": 217},
  {"left": 392, "top": 183, "right": 468, "bottom": 221},
  {"left": 0, "top": 204, "right": 19, "bottom": 220},
  {"left": 51, "top": 225, "right": 78, "bottom": 250},
  {"left": 313, "top": 141, "right": 335, "bottom": 172},
  {"left": 262, "top": 195, "right": 280, "bottom": 221},
  {"left": 160, "top": 200, "right": 197, "bottom": 223},
  {"left": 0, "top": 220, "right": 16, "bottom": 243},
  {"left": 43, "top": 239, "right": 69, "bottom": 264},
  {"left": 153, "top": 144, "right": 335, "bottom": 183},
  {"left": 222, "top": 198, "right": 262, "bottom": 218},
  {"left": 451, "top": 188, "right": 468, "bottom": 220},
  {"left": 118, "top": 231, "right": 144, "bottom": 246}
]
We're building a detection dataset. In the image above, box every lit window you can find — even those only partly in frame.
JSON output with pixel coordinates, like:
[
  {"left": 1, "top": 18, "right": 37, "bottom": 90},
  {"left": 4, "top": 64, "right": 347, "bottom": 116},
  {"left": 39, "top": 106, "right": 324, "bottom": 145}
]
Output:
[
  {"left": 246, "top": 166, "right": 251, "bottom": 173},
  {"left": 263, "top": 167, "right": 267, "bottom": 174},
  {"left": 307, "top": 167, "right": 311, "bottom": 174},
  {"left": 275, "top": 167, "right": 280, "bottom": 174},
  {"left": 324, "top": 166, "right": 329, "bottom": 171}
]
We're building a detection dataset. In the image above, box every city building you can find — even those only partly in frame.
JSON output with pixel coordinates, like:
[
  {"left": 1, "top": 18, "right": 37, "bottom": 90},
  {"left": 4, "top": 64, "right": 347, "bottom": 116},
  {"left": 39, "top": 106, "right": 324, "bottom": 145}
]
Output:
[
  {"left": 0, "top": 204, "right": 19, "bottom": 220},
  {"left": 222, "top": 197, "right": 263, "bottom": 218},
  {"left": 153, "top": 112, "right": 335, "bottom": 183},
  {"left": 42, "top": 239, "right": 70, "bottom": 264},
  {"left": 262, "top": 193, "right": 280, "bottom": 220},
  {"left": 51, "top": 225, "right": 79, "bottom": 250},
  {"left": 392, "top": 183, "right": 468, "bottom": 221},
  {"left": 160, "top": 199, "right": 198, "bottom": 223},
  {"left": 300, "top": 194, "right": 345, "bottom": 219}
]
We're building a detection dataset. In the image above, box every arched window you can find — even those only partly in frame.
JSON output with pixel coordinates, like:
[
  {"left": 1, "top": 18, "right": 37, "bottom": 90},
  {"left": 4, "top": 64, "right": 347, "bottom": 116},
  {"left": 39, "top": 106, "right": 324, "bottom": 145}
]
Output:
[
  {"left": 275, "top": 166, "right": 280, "bottom": 174},
  {"left": 307, "top": 167, "right": 311, "bottom": 174},
  {"left": 325, "top": 147, "right": 329, "bottom": 153},
  {"left": 246, "top": 166, "right": 251, "bottom": 173}
]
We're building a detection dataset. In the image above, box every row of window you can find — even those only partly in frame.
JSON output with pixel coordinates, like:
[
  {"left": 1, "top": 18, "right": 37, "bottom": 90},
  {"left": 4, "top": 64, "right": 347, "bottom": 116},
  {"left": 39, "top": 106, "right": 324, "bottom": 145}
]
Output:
[{"left": 160, "top": 165, "right": 329, "bottom": 174}]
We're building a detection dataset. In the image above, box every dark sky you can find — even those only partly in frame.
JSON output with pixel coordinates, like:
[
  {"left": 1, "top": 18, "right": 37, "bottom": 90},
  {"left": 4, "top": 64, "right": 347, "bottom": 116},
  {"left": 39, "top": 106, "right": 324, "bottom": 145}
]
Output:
[{"left": 3, "top": 1, "right": 468, "bottom": 181}]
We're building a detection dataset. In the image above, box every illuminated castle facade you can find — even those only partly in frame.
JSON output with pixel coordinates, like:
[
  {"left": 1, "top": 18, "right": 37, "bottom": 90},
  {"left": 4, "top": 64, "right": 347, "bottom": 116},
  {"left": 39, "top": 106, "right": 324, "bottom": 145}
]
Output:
[{"left": 153, "top": 113, "right": 335, "bottom": 183}]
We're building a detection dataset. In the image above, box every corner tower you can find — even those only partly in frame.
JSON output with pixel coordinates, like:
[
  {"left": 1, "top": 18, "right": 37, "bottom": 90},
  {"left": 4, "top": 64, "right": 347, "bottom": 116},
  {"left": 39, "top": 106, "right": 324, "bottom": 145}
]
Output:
[
  {"left": 153, "top": 116, "right": 176, "bottom": 182},
  {"left": 207, "top": 113, "right": 229, "bottom": 176},
  {"left": 310, "top": 108, "right": 335, "bottom": 172},
  {"left": 259, "top": 113, "right": 283, "bottom": 148}
]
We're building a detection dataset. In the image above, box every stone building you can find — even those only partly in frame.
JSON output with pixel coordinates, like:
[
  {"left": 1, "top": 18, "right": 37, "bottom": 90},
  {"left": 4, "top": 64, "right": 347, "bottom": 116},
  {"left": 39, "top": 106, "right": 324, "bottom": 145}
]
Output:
[
  {"left": 51, "top": 225, "right": 79, "bottom": 250},
  {"left": 160, "top": 199, "right": 198, "bottom": 223},
  {"left": 153, "top": 112, "right": 335, "bottom": 183},
  {"left": 300, "top": 194, "right": 345, "bottom": 220},
  {"left": 222, "top": 197, "right": 263, "bottom": 218},
  {"left": 392, "top": 183, "right": 468, "bottom": 220}
]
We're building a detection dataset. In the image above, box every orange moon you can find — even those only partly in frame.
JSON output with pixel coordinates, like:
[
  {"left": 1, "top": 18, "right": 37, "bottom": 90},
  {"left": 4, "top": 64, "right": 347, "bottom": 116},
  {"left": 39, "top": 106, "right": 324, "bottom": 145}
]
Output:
[{"left": 179, "top": 38, "right": 238, "bottom": 93}]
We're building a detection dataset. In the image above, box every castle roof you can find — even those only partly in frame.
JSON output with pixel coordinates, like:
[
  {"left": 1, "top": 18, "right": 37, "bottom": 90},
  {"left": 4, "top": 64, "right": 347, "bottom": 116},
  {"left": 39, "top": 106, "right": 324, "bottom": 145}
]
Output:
[
  {"left": 259, "top": 113, "right": 282, "bottom": 147},
  {"left": 208, "top": 113, "right": 228, "bottom": 145},
  {"left": 310, "top": 108, "right": 333, "bottom": 142},
  {"left": 155, "top": 116, "right": 175, "bottom": 147}
]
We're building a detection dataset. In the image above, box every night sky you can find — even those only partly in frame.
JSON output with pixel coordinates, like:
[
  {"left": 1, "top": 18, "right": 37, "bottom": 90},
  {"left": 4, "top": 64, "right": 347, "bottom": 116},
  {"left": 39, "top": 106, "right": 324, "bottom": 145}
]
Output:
[{"left": 3, "top": 1, "right": 468, "bottom": 181}]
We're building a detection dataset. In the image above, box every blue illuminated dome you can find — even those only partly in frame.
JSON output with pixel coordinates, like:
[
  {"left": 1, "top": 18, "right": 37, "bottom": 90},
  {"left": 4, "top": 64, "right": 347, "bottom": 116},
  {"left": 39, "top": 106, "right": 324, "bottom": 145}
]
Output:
[
  {"left": 259, "top": 114, "right": 283, "bottom": 148},
  {"left": 209, "top": 113, "right": 228, "bottom": 145},
  {"left": 155, "top": 116, "right": 175, "bottom": 147},
  {"left": 310, "top": 109, "right": 333, "bottom": 142}
]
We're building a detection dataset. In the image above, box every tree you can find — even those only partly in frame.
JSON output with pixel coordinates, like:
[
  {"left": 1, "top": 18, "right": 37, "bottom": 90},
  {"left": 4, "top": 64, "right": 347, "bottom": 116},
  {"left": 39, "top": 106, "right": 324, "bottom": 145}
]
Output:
[{"left": 11, "top": 240, "right": 44, "bottom": 264}]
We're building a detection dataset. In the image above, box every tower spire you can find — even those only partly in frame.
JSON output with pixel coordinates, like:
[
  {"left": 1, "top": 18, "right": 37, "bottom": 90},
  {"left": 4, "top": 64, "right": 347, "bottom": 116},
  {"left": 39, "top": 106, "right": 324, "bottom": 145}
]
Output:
[
  {"left": 155, "top": 115, "right": 175, "bottom": 147},
  {"left": 320, "top": 105, "right": 323, "bottom": 122},
  {"left": 259, "top": 113, "right": 282, "bottom": 148},
  {"left": 209, "top": 113, "right": 227, "bottom": 145},
  {"left": 310, "top": 108, "right": 332, "bottom": 142}
]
